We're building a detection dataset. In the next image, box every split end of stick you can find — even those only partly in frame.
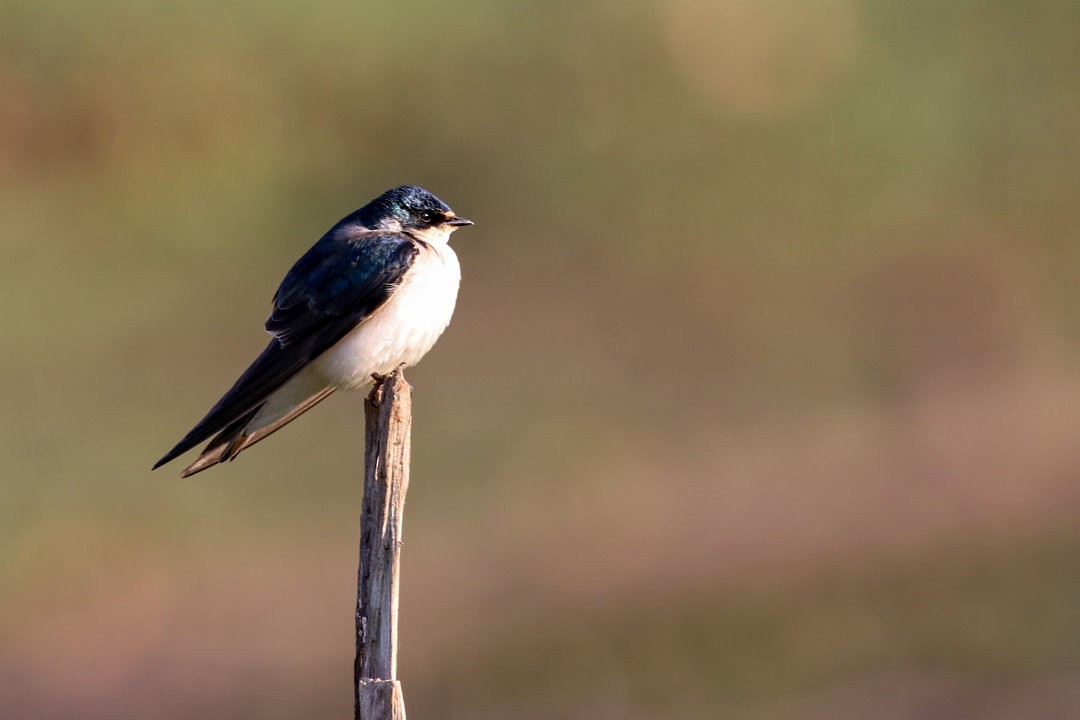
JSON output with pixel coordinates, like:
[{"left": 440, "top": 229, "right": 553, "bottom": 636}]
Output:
[{"left": 357, "top": 679, "right": 406, "bottom": 720}]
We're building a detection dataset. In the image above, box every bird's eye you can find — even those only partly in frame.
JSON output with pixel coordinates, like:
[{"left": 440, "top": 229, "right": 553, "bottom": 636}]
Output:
[{"left": 417, "top": 210, "right": 436, "bottom": 224}]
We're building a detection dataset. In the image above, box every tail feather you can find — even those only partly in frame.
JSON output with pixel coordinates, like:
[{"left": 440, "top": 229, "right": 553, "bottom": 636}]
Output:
[{"left": 178, "top": 386, "right": 336, "bottom": 477}]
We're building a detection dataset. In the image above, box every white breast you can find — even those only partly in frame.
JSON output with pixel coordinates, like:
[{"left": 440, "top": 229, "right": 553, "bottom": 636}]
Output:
[{"left": 312, "top": 241, "right": 461, "bottom": 390}]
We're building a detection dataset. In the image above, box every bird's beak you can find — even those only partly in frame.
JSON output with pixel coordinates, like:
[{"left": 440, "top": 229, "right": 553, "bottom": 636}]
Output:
[{"left": 447, "top": 216, "right": 474, "bottom": 227}]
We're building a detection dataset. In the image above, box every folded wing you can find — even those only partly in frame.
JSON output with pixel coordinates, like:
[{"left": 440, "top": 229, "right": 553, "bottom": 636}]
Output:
[{"left": 153, "top": 229, "right": 419, "bottom": 471}]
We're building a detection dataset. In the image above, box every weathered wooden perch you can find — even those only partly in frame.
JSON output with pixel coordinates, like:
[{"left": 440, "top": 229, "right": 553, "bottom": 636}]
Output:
[{"left": 355, "top": 367, "right": 411, "bottom": 720}]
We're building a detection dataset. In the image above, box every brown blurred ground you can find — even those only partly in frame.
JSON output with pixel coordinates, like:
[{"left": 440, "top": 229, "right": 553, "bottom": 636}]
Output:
[{"left": 2, "top": 1, "right": 1079, "bottom": 718}]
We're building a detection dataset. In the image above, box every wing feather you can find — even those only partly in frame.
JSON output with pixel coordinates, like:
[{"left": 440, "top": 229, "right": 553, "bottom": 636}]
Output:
[{"left": 153, "top": 228, "right": 418, "bottom": 470}]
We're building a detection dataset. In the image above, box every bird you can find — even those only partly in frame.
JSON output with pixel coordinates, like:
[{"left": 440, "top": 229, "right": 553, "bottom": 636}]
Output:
[{"left": 153, "top": 185, "right": 472, "bottom": 477}]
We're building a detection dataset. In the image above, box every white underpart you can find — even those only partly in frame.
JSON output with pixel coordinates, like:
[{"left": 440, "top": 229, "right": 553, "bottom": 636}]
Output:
[
  {"left": 249, "top": 229, "right": 461, "bottom": 430},
  {"left": 313, "top": 232, "right": 461, "bottom": 389},
  {"left": 408, "top": 224, "right": 454, "bottom": 247},
  {"left": 253, "top": 368, "right": 329, "bottom": 426}
]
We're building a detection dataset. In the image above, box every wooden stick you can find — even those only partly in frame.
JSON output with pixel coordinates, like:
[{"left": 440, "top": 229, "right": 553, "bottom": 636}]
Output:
[{"left": 355, "top": 367, "right": 411, "bottom": 720}]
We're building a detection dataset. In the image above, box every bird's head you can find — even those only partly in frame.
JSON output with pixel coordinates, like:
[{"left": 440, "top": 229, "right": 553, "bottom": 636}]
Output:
[{"left": 360, "top": 185, "right": 473, "bottom": 244}]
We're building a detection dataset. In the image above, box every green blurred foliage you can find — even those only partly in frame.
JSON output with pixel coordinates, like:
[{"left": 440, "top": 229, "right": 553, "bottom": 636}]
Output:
[{"left": 2, "top": 1, "right": 1080, "bottom": 718}]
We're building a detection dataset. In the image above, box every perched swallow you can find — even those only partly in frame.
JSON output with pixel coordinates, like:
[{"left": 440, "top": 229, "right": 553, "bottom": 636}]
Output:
[{"left": 153, "top": 185, "right": 472, "bottom": 477}]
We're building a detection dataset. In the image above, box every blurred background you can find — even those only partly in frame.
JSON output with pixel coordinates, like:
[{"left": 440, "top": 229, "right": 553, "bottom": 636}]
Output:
[{"left": 3, "top": 0, "right": 1080, "bottom": 718}]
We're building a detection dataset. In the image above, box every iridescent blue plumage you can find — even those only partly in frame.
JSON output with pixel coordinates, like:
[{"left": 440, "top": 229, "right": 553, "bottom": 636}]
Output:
[
  {"left": 343, "top": 184, "right": 455, "bottom": 230},
  {"left": 268, "top": 229, "right": 418, "bottom": 346}
]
